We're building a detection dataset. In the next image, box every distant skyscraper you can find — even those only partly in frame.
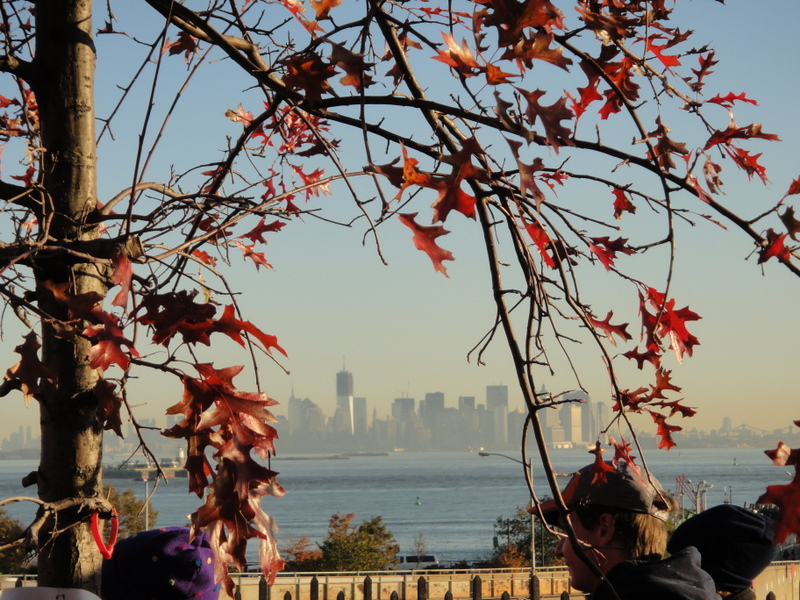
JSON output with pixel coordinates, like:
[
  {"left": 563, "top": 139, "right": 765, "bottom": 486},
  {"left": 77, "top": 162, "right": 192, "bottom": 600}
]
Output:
[
  {"left": 596, "top": 401, "right": 609, "bottom": 435},
  {"left": 392, "top": 397, "right": 415, "bottom": 422},
  {"left": 353, "top": 397, "right": 368, "bottom": 437},
  {"left": 559, "top": 403, "right": 582, "bottom": 444},
  {"left": 336, "top": 368, "right": 354, "bottom": 435},
  {"left": 458, "top": 396, "right": 475, "bottom": 412},
  {"left": 486, "top": 385, "right": 509, "bottom": 444}
]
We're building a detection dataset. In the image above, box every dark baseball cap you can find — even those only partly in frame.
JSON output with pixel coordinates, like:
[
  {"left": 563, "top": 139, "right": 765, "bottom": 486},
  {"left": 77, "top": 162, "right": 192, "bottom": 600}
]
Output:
[{"left": 530, "top": 460, "right": 671, "bottom": 524}]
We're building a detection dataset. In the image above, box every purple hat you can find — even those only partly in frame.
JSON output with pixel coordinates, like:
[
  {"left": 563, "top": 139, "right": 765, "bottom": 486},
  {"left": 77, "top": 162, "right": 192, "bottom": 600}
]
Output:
[
  {"left": 101, "top": 526, "right": 221, "bottom": 600},
  {"left": 531, "top": 460, "right": 671, "bottom": 524}
]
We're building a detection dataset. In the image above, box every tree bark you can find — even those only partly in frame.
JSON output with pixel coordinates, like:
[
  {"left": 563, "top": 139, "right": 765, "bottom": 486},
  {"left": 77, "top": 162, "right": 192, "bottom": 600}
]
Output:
[{"left": 32, "top": 0, "right": 106, "bottom": 591}]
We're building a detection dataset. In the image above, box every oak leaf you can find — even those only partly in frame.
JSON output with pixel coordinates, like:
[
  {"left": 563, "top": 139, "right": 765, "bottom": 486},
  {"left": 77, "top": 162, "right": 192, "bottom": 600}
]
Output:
[
  {"left": 758, "top": 229, "right": 791, "bottom": 264},
  {"left": 757, "top": 464, "right": 800, "bottom": 544},
  {"left": 94, "top": 379, "right": 123, "bottom": 437},
  {"left": 398, "top": 213, "right": 454, "bottom": 276},
  {"left": 3, "top": 332, "right": 55, "bottom": 405},
  {"left": 211, "top": 305, "right": 288, "bottom": 357},
  {"left": 110, "top": 251, "right": 133, "bottom": 309}
]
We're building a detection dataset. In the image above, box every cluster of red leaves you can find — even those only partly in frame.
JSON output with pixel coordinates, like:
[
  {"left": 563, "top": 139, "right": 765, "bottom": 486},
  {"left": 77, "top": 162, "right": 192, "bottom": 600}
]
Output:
[
  {"left": 18, "top": 247, "right": 289, "bottom": 585},
  {"left": 369, "top": 140, "right": 488, "bottom": 275},
  {"left": 164, "top": 363, "right": 285, "bottom": 593},
  {"left": 583, "top": 287, "right": 700, "bottom": 449},
  {"left": 759, "top": 423, "right": 800, "bottom": 544}
]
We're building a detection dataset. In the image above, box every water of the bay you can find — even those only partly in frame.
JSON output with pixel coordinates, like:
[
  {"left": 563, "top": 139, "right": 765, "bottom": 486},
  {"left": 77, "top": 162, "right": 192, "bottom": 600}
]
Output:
[{"left": 0, "top": 446, "right": 789, "bottom": 565}]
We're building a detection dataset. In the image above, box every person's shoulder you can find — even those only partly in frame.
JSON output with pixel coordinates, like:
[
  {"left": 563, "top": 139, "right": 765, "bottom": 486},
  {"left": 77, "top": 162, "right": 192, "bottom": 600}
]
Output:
[{"left": 594, "top": 549, "right": 720, "bottom": 600}]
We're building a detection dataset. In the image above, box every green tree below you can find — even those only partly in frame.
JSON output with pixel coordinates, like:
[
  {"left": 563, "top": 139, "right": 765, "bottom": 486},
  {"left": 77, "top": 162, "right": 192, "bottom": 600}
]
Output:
[
  {"left": 0, "top": 508, "right": 29, "bottom": 574},
  {"left": 286, "top": 512, "right": 399, "bottom": 572},
  {"left": 102, "top": 484, "right": 158, "bottom": 539},
  {"left": 492, "top": 506, "right": 562, "bottom": 568}
]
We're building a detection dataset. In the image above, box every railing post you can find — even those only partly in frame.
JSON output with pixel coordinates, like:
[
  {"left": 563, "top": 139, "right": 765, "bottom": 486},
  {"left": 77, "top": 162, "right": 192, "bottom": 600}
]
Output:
[
  {"left": 529, "top": 575, "right": 540, "bottom": 600},
  {"left": 472, "top": 575, "right": 482, "bottom": 600},
  {"left": 390, "top": 591, "right": 399, "bottom": 600},
  {"left": 560, "top": 591, "right": 570, "bottom": 600},
  {"left": 311, "top": 576, "right": 320, "bottom": 600},
  {"left": 259, "top": 575, "right": 270, "bottom": 600},
  {"left": 444, "top": 592, "right": 453, "bottom": 600},
  {"left": 364, "top": 575, "right": 373, "bottom": 600},
  {"left": 285, "top": 592, "right": 293, "bottom": 600},
  {"left": 338, "top": 591, "right": 346, "bottom": 600},
  {"left": 500, "top": 592, "right": 510, "bottom": 600},
  {"left": 417, "top": 576, "right": 428, "bottom": 600}
]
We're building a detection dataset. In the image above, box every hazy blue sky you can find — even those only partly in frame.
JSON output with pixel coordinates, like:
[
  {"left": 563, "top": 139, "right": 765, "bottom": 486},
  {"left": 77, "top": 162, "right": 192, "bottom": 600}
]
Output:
[{"left": 0, "top": 1, "right": 798, "bottom": 446}]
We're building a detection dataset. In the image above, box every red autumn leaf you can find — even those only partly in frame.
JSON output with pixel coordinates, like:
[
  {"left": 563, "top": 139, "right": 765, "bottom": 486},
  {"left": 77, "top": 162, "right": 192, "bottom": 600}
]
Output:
[
  {"left": 757, "top": 464, "right": 800, "bottom": 544},
  {"left": 329, "top": 42, "right": 374, "bottom": 90},
  {"left": 508, "top": 139, "right": 546, "bottom": 210},
  {"left": 588, "top": 443, "right": 616, "bottom": 484},
  {"left": 84, "top": 319, "right": 139, "bottom": 372},
  {"left": 649, "top": 367, "right": 682, "bottom": 400},
  {"left": 500, "top": 31, "right": 571, "bottom": 70},
  {"left": 622, "top": 347, "right": 661, "bottom": 370},
  {"left": 435, "top": 34, "right": 482, "bottom": 77},
  {"left": 430, "top": 177, "right": 477, "bottom": 223},
  {"left": 310, "top": 0, "right": 342, "bottom": 20},
  {"left": 609, "top": 436, "right": 640, "bottom": 476},
  {"left": 654, "top": 399, "right": 696, "bottom": 419},
  {"left": 138, "top": 290, "right": 217, "bottom": 346},
  {"left": 42, "top": 280, "right": 104, "bottom": 322},
  {"left": 94, "top": 379, "right": 123, "bottom": 437},
  {"left": 765, "top": 441, "right": 800, "bottom": 466},
  {"left": 239, "top": 219, "right": 286, "bottom": 244},
  {"left": 10, "top": 166, "right": 36, "bottom": 188},
  {"left": 644, "top": 35, "right": 681, "bottom": 68},
  {"left": 612, "top": 187, "right": 636, "bottom": 219},
  {"left": 280, "top": 52, "right": 336, "bottom": 102},
  {"left": 612, "top": 387, "right": 649, "bottom": 412},
  {"left": 485, "top": 63, "right": 516, "bottom": 85},
  {"left": 587, "top": 310, "right": 632, "bottom": 345},
  {"left": 704, "top": 122, "right": 780, "bottom": 150},
  {"left": 784, "top": 178, "right": 800, "bottom": 198},
  {"left": 234, "top": 240, "right": 273, "bottom": 270},
  {"left": 523, "top": 219, "right": 556, "bottom": 269},
  {"left": 192, "top": 249, "right": 218, "bottom": 267},
  {"left": 164, "top": 31, "right": 199, "bottom": 62},
  {"left": 646, "top": 116, "right": 688, "bottom": 171},
  {"left": 110, "top": 251, "right": 133, "bottom": 309},
  {"left": 706, "top": 91, "right": 757, "bottom": 109},
  {"left": 758, "top": 229, "right": 791, "bottom": 264},
  {"left": 689, "top": 52, "right": 718, "bottom": 92},
  {"left": 598, "top": 55, "right": 640, "bottom": 119},
  {"left": 210, "top": 304, "right": 288, "bottom": 357},
  {"left": 728, "top": 147, "right": 768, "bottom": 183},
  {"left": 518, "top": 88, "right": 574, "bottom": 152},
  {"left": 398, "top": 213, "right": 455, "bottom": 277},
  {"left": 640, "top": 288, "right": 701, "bottom": 363},
  {"left": 3, "top": 332, "right": 55, "bottom": 405},
  {"left": 0, "top": 94, "right": 19, "bottom": 108},
  {"left": 588, "top": 236, "right": 635, "bottom": 270},
  {"left": 779, "top": 207, "right": 800, "bottom": 241},
  {"left": 650, "top": 411, "right": 681, "bottom": 450}
]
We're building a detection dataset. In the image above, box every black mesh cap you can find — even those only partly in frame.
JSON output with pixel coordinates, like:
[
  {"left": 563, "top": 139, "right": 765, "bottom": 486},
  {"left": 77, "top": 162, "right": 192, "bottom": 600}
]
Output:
[{"left": 530, "top": 460, "right": 671, "bottom": 524}]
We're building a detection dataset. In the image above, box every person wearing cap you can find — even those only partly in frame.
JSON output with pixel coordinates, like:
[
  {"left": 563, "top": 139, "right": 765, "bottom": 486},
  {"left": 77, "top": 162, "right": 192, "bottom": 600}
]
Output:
[
  {"left": 667, "top": 504, "right": 778, "bottom": 600},
  {"left": 533, "top": 459, "right": 719, "bottom": 600},
  {"left": 101, "top": 526, "right": 221, "bottom": 600}
]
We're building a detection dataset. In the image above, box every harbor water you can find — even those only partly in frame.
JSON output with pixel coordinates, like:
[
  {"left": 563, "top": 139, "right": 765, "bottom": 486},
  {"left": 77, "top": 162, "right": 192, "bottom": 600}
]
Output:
[{"left": 0, "top": 446, "right": 790, "bottom": 565}]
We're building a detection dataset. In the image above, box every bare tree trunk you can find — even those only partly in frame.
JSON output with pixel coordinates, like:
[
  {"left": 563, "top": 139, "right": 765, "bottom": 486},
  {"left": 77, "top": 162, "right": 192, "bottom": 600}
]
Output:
[{"left": 32, "top": 0, "right": 106, "bottom": 591}]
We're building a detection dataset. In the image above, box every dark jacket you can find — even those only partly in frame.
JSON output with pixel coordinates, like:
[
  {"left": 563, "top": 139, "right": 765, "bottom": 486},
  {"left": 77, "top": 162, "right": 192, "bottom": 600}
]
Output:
[{"left": 590, "top": 547, "right": 721, "bottom": 600}]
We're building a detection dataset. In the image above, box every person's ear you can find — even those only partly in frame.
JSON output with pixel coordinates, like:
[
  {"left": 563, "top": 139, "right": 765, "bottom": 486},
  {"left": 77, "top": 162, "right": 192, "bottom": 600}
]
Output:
[{"left": 596, "top": 513, "right": 617, "bottom": 544}]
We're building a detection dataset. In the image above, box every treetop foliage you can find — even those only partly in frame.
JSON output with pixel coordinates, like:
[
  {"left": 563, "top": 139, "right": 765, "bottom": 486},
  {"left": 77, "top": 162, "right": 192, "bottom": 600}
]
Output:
[{"left": 0, "top": 0, "right": 798, "bottom": 592}]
